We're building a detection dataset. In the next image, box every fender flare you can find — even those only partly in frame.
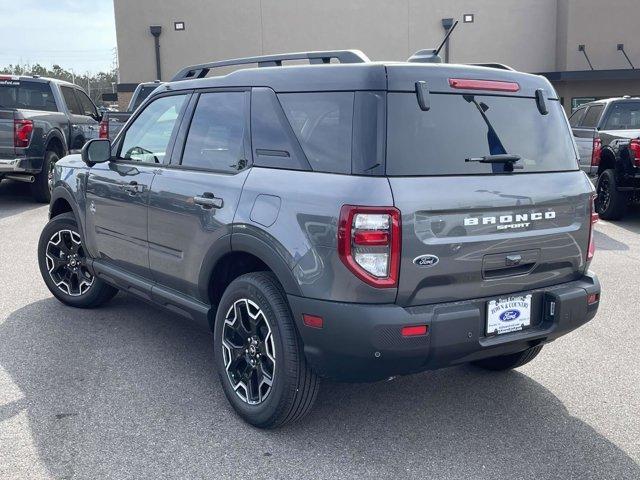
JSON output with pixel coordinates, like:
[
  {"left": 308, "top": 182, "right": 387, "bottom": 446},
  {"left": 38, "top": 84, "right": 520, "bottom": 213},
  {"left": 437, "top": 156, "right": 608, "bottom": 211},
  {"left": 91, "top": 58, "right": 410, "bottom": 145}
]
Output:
[
  {"left": 44, "top": 128, "right": 68, "bottom": 157},
  {"left": 50, "top": 186, "right": 85, "bottom": 239},
  {"left": 231, "top": 231, "right": 303, "bottom": 297}
]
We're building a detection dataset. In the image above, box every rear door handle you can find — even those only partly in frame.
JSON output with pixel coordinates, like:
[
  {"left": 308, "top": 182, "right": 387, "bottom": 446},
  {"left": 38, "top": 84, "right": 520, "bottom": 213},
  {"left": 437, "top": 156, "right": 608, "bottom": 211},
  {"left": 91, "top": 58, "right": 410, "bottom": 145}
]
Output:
[{"left": 194, "top": 193, "right": 223, "bottom": 209}]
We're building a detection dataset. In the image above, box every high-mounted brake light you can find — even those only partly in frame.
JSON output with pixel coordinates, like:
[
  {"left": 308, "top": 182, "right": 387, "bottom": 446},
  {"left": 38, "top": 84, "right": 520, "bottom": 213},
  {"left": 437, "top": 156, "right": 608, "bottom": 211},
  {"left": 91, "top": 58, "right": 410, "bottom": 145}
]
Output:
[
  {"left": 587, "top": 194, "right": 598, "bottom": 262},
  {"left": 14, "top": 119, "right": 33, "bottom": 148},
  {"left": 629, "top": 139, "right": 640, "bottom": 167},
  {"left": 338, "top": 205, "right": 401, "bottom": 288},
  {"left": 99, "top": 119, "right": 109, "bottom": 139},
  {"left": 591, "top": 137, "right": 602, "bottom": 167},
  {"left": 449, "top": 78, "right": 520, "bottom": 92}
]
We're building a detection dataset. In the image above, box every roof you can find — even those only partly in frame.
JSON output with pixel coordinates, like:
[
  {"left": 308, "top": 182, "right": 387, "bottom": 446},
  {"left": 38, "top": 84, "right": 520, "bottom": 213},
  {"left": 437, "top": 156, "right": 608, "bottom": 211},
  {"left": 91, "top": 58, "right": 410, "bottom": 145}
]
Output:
[
  {"left": 0, "top": 74, "right": 77, "bottom": 87},
  {"left": 160, "top": 61, "right": 555, "bottom": 97}
]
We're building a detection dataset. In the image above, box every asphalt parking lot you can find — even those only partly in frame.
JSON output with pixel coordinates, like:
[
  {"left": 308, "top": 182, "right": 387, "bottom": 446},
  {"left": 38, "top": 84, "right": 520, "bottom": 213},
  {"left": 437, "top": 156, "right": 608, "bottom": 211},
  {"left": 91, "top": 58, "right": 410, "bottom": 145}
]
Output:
[{"left": 0, "top": 180, "right": 638, "bottom": 480}]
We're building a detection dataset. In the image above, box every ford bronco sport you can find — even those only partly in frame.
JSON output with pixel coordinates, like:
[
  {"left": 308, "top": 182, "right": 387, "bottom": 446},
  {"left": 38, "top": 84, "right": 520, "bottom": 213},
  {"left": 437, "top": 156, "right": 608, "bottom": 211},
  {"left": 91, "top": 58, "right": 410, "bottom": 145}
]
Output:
[{"left": 38, "top": 50, "right": 601, "bottom": 428}]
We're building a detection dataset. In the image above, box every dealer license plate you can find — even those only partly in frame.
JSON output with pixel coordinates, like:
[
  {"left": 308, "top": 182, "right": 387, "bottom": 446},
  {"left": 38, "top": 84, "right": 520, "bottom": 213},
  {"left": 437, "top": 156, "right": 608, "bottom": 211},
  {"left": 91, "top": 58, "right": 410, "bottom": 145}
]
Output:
[{"left": 486, "top": 295, "right": 532, "bottom": 335}]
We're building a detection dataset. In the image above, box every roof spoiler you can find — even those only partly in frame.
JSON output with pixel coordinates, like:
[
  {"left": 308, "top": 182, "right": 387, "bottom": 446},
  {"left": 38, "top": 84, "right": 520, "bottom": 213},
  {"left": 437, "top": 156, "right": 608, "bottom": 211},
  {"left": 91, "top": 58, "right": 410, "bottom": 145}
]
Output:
[{"left": 172, "top": 50, "right": 371, "bottom": 81}]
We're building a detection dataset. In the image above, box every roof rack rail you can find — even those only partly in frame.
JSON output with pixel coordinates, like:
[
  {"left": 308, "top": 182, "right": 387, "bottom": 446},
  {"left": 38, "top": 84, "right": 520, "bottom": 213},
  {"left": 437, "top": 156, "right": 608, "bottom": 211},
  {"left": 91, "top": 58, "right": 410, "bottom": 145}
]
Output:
[
  {"left": 172, "top": 50, "right": 371, "bottom": 81},
  {"left": 466, "top": 63, "right": 516, "bottom": 71}
]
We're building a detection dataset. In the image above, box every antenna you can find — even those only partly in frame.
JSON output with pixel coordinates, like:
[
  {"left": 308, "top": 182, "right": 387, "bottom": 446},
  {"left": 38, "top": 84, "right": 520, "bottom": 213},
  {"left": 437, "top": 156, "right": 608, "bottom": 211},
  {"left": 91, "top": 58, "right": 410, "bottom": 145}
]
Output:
[{"left": 434, "top": 20, "right": 459, "bottom": 57}]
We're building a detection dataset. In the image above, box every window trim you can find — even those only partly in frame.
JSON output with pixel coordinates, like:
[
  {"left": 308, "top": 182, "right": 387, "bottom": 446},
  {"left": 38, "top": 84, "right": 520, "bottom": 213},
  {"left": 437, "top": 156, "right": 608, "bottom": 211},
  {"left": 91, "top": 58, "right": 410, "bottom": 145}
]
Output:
[
  {"left": 112, "top": 90, "right": 193, "bottom": 166},
  {"left": 167, "top": 87, "right": 252, "bottom": 175}
]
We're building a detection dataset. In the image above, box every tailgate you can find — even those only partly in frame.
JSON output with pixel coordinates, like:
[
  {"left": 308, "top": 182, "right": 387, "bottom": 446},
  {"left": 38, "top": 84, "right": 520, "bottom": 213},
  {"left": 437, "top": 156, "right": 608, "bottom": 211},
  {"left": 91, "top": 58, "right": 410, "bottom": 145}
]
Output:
[
  {"left": 0, "top": 109, "right": 15, "bottom": 159},
  {"left": 391, "top": 172, "right": 591, "bottom": 306}
]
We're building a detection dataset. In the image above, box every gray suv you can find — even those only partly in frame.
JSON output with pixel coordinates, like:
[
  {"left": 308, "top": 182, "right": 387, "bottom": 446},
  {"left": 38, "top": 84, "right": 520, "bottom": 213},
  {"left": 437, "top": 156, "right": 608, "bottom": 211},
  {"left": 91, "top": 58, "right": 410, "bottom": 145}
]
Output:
[{"left": 38, "top": 50, "right": 601, "bottom": 428}]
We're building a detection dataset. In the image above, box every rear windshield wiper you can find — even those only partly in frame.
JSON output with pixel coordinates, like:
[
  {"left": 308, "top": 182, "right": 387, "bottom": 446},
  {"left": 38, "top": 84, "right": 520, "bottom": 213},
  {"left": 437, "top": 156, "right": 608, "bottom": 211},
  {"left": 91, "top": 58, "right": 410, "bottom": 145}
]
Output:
[{"left": 465, "top": 154, "right": 521, "bottom": 164}]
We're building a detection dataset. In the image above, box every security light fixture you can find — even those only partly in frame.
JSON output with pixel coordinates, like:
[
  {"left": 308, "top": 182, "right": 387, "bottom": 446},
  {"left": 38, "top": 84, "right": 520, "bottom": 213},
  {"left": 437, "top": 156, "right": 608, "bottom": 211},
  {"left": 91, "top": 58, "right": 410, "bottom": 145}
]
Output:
[
  {"left": 578, "top": 44, "right": 594, "bottom": 70},
  {"left": 463, "top": 14, "right": 474, "bottom": 23},
  {"left": 174, "top": 21, "right": 185, "bottom": 31},
  {"left": 617, "top": 44, "right": 635, "bottom": 69}
]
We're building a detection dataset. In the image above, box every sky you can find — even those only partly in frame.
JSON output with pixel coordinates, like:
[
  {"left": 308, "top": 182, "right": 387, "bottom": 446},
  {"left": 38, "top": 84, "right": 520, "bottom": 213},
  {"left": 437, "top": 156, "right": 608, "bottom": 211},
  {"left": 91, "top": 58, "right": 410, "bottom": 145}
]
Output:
[{"left": 0, "top": 0, "right": 117, "bottom": 74}]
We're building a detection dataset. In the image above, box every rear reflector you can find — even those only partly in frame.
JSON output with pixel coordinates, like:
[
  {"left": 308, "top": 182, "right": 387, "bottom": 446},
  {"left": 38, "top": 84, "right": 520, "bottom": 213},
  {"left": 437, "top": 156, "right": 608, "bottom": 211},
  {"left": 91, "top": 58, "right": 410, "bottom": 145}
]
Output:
[
  {"left": 303, "top": 314, "right": 323, "bottom": 329},
  {"left": 449, "top": 78, "right": 520, "bottom": 92},
  {"left": 587, "top": 293, "right": 599, "bottom": 305},
  {"left": 401, "top": 325, "right": 428, "bottom": 337}
]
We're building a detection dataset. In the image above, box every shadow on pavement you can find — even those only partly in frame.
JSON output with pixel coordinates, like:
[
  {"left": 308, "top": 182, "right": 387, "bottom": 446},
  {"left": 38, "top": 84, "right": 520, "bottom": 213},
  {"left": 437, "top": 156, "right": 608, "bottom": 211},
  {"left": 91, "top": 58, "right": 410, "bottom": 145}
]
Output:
[
  {"left": 0, "top": 180, "right": 43, "bottom": 220},
  {"left": 1, "top": 295, "right": 638, "bottom": 479}
]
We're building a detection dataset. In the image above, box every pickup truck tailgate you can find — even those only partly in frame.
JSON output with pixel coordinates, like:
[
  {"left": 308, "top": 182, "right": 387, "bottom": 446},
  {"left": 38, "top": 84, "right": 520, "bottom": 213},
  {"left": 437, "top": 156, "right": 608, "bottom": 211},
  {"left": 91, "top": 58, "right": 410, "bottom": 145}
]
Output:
[{"left": 0, "top": 109, "right": 15, "bottom": 159}]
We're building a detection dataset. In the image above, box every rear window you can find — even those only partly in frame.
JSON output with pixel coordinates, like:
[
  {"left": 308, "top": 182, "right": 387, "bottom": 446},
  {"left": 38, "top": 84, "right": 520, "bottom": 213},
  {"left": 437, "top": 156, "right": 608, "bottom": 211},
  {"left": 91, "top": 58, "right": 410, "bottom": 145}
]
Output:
[
  {"left": 386, "top": 93, "right": 578, "bottom": 176},
  {"left": 0, "top": 80, "right": 57, "bottom": 112},
  {"left": 603, "top": 102, "right": 640, "bottom": 130}
]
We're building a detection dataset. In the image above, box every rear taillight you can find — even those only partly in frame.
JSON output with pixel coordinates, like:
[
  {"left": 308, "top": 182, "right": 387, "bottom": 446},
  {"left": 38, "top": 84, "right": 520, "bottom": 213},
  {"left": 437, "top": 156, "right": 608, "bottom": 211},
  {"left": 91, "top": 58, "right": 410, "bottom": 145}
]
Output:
[
  {"left": 591, "top": 137, "right": 601, "bottom": 167},
  {"left": 448, "top": 78, "right": 520, "bottom": 92},
  {"left": 629, "top": 139, "right": 640, "bottom": 167},
  {"left": 338, "top": 205, "right": 401, "bottom": 288},
  {"left": 99, "top": 119, "right": 109, "bottom": 139},
  {"left": 587, "top": 194, "right": 598, "bottom": 262},
  {"left": 14, "top": 119, "right": 33, "bottom": 148}
]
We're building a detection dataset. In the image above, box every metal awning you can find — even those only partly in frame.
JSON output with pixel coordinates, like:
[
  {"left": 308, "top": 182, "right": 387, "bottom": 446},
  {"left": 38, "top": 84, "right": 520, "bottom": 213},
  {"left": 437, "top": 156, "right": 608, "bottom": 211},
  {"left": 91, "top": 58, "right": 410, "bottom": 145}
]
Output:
[{"left": 538, "top": 69, "right": 640, "bottom": 82}]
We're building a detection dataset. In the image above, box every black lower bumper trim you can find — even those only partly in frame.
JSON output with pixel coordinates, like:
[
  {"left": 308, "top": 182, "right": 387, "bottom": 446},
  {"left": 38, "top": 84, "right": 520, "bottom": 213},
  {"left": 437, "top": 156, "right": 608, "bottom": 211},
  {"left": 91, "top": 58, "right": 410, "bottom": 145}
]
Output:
[{"left": 288, "top": 272, "right": 600, "bottom": 382}]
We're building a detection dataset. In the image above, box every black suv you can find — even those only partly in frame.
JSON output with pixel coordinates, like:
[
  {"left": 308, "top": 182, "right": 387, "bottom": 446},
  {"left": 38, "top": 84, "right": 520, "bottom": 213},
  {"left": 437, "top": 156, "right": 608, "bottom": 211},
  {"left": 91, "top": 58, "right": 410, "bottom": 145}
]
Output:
[
  {"left": 39, "top": 50, "right": 600, "bottom": 428},
  {"left": 0, "top": 75, "right": 100, "bottom": 201}
]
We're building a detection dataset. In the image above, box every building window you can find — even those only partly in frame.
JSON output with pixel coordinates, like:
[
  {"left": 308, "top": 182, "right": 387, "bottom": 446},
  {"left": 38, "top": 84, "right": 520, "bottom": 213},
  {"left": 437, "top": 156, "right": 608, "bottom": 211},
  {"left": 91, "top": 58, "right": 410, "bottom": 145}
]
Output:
[
  {"left": 463, "top": 14, "right": 474, "bottom": 23},
  {"left": 174, "top": 21, "right": 185, "bottom": 31}
]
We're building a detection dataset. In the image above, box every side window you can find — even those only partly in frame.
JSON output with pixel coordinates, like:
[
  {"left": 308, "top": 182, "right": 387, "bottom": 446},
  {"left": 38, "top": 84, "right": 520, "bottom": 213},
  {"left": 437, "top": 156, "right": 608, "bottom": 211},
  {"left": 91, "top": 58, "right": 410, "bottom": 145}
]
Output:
[
  {"left": 119, "top": 94, "right": 187, "bottom": 163},
  {"left": 279, "top": 92, "right": 354, "bottom": 174},
  {"left": 568, "top": 107, "right": 587, "bottom": 127},
  {"left": 75, "top": 89, "right": 98, "bottom": 118},
  {"left": 251, "top": 87, "right": 309, "bottom": 171},
  {"left": 61, "top": 86, "right": 82, "bottom": 115},
  {"left": 580, "top": 105, "right": 604, "bottom": 128},
  {"left": 181, "top": 91, "right": 248, "bottom": 172}
]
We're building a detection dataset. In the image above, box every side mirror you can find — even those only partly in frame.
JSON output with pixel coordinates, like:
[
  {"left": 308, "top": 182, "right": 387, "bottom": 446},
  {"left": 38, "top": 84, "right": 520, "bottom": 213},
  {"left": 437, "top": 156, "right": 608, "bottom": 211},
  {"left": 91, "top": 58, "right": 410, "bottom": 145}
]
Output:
[{"left": 81, "top": 138, "right": 111, "bottom": 165}]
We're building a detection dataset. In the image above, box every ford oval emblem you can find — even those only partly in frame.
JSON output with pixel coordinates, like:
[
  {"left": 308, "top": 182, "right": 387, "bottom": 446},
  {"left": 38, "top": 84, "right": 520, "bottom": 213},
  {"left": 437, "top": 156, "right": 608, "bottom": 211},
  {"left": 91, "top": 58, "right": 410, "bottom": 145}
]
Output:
[
  {"left": 413, "top": 254, "right": 439, "bottom": 267},
  {"left": 499, "top": 309, "right": 521, "bottom": 322}
]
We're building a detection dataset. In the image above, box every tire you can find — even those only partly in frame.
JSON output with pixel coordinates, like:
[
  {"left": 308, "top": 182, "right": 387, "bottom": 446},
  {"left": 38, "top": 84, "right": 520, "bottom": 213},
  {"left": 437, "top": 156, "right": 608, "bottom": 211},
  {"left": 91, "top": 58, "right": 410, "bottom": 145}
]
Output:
[
  {"left": 213, "top": 272, "right": 319, "bottom": 428},
  {"left": 472, "top": 345, "right": 543, "bottom": 371},
  {"left": 596, "top": 169, "right": 627, "bottom": 220},
  {"left": 31, "top": 150, "right": 59, "bottom": 203},
  {"left": 38, "top": 212, "right": 117, "bottom": 308}
]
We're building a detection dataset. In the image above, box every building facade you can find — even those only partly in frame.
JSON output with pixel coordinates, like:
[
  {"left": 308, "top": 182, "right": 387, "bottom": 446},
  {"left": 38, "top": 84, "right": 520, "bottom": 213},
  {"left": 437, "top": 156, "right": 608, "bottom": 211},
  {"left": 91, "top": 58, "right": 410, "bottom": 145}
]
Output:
[{"left": 113, "top": 0, "right": 640, "bottom": 112}]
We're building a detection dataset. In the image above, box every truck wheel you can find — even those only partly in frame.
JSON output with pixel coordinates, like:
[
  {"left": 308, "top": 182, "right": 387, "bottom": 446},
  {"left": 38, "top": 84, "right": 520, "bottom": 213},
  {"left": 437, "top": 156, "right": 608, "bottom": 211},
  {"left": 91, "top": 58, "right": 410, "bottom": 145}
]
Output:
[
  {"left": 31, "top": 150, "right": 59, "bottom": 203},
  {"left": 213, "top": 272, "right": 319, "bottom": 428},
  {"left": 472, "top": 345, "right": 543, "bottom": 371},
  {"left": 38, "top": 212, "right": 117, "bottom": 308},
  {"left": 596, "top": 169, "right": 628, "bottom": 220}
]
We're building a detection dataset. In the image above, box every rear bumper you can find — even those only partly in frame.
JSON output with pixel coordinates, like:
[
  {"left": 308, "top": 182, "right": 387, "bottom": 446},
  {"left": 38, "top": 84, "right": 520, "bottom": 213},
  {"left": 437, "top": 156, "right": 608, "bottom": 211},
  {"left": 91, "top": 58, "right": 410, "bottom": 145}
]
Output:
[
  {"left": 288, "top": 272, "right": 600, "bottom": 382},
  {"left": 0, "top": 157, "right": 42, "bottom": 175}
]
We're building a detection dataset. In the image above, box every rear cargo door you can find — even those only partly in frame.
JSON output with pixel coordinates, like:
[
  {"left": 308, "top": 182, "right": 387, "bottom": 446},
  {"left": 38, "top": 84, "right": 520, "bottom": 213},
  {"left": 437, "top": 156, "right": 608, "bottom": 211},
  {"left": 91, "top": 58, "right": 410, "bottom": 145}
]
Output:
[{"left": 385, "top": 87, "right": 592, "bottom": 307}]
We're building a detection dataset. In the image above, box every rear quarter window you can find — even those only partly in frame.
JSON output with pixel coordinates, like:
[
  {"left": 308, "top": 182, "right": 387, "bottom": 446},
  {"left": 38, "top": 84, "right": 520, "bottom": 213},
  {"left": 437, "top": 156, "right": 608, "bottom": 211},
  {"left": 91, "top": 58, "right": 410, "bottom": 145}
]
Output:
[
  {"left": 580, "top": 105, "right": 604, "bottom": 128},
  {"left": 386, "top": 92, "right": 578, "bottom": 176},
  {"left": 278, "top": 92, "right": 354, "bottom": 174}
]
